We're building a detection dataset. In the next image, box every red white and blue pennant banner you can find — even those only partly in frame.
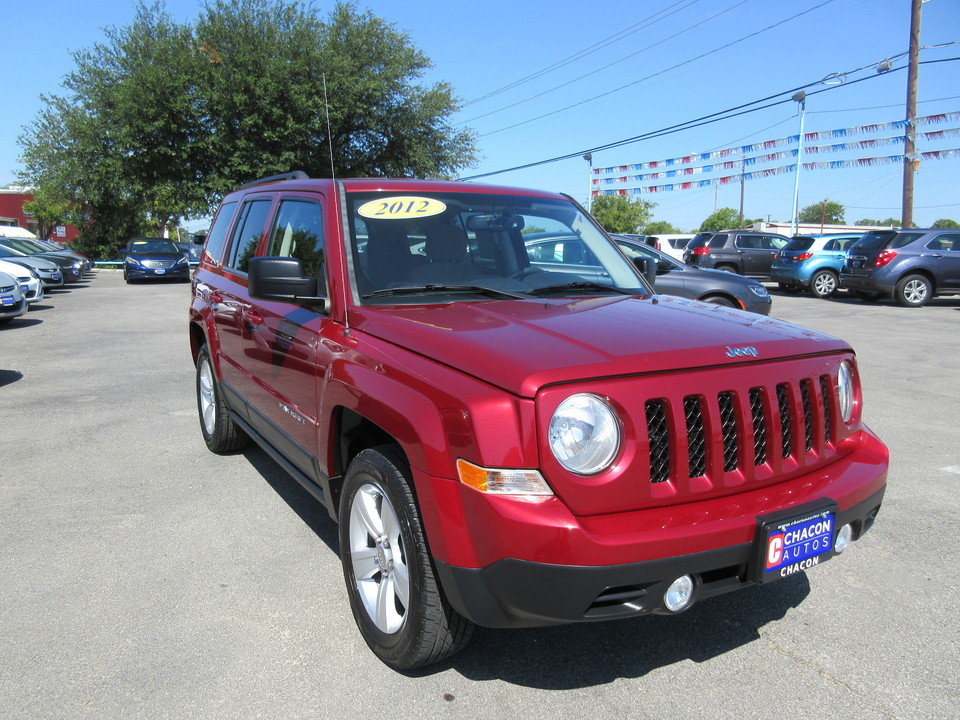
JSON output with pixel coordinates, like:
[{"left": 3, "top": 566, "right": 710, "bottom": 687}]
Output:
[{"left": 593, "top": 148, "right": 960, "bottom": 196}]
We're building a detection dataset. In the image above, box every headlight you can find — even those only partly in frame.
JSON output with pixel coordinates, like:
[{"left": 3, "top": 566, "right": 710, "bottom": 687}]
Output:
[
  {"left": 837, "top": 360, "right": 855, "bottom": 423},
  {"left": 174, "top": 256, "right": 188, "bottom": 266},
  {"left": 124, "top": 256, "right": 137, "bottom": 265},
  {"left": 549, "top": 394, "right": 620, "bottom": 475},
  {"left": 749, "top": 285, "right": 768, "bottom": 297}
]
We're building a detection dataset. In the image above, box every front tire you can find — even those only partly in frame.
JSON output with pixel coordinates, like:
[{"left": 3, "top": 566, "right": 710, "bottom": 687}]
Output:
[
  {"left": 810, "top": 269, "right": 839, "bottom": 298},
  {"left": 196, "top": 344, "right": 249, "bottom": 452},
  {"left": 895, "top": 274, "right": 931, "bottom": 307},
  {"left": 701, "top": 294, "right": 736, "bottom": 307},
  {"left": 339, "top": 446, "right": 473, "bottom": 669}
]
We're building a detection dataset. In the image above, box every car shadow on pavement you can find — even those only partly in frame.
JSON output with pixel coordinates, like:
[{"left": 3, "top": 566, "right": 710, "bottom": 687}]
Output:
[
  {"left": 0, "top": 369, "right": 24, "bottom": 386},
  {"left": 241, "top": 445, "right": 340, "bottom": 553},
  {"left": 239, "top": 443, "right": 811, "bottom": 687},
  {"left": 441, "top": 575, "right": 810, "bottom": 687}
]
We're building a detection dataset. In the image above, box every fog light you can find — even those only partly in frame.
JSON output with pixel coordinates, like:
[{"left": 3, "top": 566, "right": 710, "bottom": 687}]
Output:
[
  {"left": 663, "top": 575, "right": 695, "bottom": 613},
  {"left": 834, "top": 523, "right": 853, "bottom": 554}
]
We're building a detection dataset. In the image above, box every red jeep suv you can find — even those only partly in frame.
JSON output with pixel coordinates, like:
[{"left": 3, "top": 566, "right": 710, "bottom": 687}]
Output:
[{"left": 189, "top": 173, "right": 887, "bottom": 669}]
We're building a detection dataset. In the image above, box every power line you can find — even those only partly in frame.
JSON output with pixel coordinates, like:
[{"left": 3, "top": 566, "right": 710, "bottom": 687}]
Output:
[
  {"left": 459, "top": 56, "right": 960, "bottom": 181},
  {"left": 459, "top": 0, "right": 748, "bottom": 125},
  {"left": 461, "top": 0, "right": 705, "bottom": 108},
  {"left": 467, "top": 0, "right": 839, "bottom": 135}
]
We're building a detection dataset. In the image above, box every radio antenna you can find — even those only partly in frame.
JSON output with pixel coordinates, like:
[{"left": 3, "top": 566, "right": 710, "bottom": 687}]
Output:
[{"left": 323, "top": 74, "right": 336, "bottom": 181}]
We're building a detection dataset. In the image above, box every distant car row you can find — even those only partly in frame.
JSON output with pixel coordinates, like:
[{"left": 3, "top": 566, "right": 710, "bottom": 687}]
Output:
[
  {"left": 0, "top": 236, "right": 95, "bottom": 326},
  {"left": 683, "top": 227, "right": 960, "bottom": 307}
]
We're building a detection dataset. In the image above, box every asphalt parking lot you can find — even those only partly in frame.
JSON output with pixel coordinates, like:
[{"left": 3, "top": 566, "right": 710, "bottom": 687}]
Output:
[{"left": 2, "top": 271, "right": 958, "bottom": 719}]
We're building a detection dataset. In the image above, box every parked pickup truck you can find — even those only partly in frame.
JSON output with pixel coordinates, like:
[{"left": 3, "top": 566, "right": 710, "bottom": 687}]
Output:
[{"left": 188, "top": 173, "right": 888, "bottom": 669}]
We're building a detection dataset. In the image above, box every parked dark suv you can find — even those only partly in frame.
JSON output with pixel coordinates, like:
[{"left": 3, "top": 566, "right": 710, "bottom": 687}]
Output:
[
  {"left": 683, "top": 230, "right": 791, "bottom": 278},
  {"left": 189, "top": 173, "right": 887, "bottom": 669},
  {"left": 840, "top": 229, "right": 960, "bottom": 306}
]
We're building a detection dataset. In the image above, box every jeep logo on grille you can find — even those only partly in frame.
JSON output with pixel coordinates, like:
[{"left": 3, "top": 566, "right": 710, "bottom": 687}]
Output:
[{"left": 725, "top": 345, "right": 759, "bottom": 358}]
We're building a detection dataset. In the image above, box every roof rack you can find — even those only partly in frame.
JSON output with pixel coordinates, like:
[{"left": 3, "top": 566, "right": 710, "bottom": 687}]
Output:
[{"left": 238, "top": 170, "right": 310, "bottom": 190}]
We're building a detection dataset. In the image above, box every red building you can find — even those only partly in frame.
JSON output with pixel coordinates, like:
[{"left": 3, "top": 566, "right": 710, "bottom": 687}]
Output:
[{"left": 0, "top": 188, "right": 80, "bottom": 242}]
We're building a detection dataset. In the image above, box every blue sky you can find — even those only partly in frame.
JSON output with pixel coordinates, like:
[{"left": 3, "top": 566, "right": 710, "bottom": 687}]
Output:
[{"left": 2, "top": 0, "right": 959, "bottom": 232}]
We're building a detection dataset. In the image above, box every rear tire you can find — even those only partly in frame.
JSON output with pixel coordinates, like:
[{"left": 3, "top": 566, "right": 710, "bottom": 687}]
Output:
[
  {"left": 716, "top": 264, "right": 738, "bottom": 273},
  {"left": 894, "top": 274, "right": 931, "bottom": 307},
  {"left": 339, "top": 446, "right": 474, "bottom": 669},
  {"left": 196, "top": 344, "right": 249, "bottom": 452},
  {"left": 810, "top": 270, "right": 839, "bottom": 298}
]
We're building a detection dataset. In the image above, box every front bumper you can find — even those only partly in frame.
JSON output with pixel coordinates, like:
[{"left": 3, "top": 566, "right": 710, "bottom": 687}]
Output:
[
  {"left": 125, "top": 265, "right": 190, "bottom": 280},
  {"left": 420, "top": 428, "right": 888, "bottom": 628}
]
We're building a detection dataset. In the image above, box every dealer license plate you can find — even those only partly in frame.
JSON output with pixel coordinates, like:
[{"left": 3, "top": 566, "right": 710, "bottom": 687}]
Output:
[
  {"left": 755, "top": 507, "right": 836, "bottom": 583},
  {"left": 154, "top": 268, "right": 166, "bottom": 274},
  {"left": 1, "top": 294, "right": 13, "bottom": 307}
]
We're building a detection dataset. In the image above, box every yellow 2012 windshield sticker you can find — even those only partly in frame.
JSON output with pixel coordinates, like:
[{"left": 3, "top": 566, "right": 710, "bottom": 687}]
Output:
[{"left": 357, "top": 197, "right": 446, "bottom": 220}]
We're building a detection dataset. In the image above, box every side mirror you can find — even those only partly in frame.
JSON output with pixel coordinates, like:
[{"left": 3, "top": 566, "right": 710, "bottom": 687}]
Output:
[
  {"left": 632, "top": 256, "right": 657, "bottom": 289},
  {"left": 193, "top": 233, "right": 207, "bottom": 245},
  {"left": 248, "top": 257, "right": 325, "bottom": 308}
]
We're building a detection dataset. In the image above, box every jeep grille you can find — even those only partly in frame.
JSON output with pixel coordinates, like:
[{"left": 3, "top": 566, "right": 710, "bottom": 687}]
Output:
[{"left": 644, "top": 372, "right": 837, "bottom": 486}]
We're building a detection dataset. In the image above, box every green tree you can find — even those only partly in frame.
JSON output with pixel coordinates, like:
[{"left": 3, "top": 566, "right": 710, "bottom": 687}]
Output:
[
  {"left": 21, "top": 184, "right": 72, "bottom": 240},
  {"left": 932, "top": 218, "right": 959, "bottom": 228},
  {"left": 799, "top": 199, "right": 845, "bottom": 224},
  {"left": 589, "top": 195, "right": 655, "bottom": 234},
  {"left": 18, "top": 0, "right": 477, "bottom": 259},
  {"left": 642, "top": 220, "right": 681, "bottom": 234},
  {"left": 855, "top": 218, "right": 899, "bottom": 227},
  {"left": 699, "top": 207, "right": 741, "bottom": 232}
]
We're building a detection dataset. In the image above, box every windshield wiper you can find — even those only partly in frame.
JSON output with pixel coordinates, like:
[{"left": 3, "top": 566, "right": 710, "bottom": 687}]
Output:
[
  {"left": 526, "top": 282, "right": 636, "bottom": 297},
  {"left": 363, "top": 284, "right": 529, "bottom": 300}
]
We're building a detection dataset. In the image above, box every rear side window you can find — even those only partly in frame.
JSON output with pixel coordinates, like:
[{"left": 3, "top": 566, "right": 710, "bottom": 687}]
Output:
[
  {"left": 226, "top": 199, "right": 272, "bottom": 273},
  {"left": 688, "top": 233, "right": 712, "bottom": 248},
  {"left": 202, "top": 201, "right": 238, "bottom": 265},
  {"left": 267, "top": 199, "right": 326, "bottom": 280},
  {"left": 888, "top": 232, "right": 925, "bottom": 250},
  {"left": 708, "top": 234, "right": 728, "bottom": 248}
]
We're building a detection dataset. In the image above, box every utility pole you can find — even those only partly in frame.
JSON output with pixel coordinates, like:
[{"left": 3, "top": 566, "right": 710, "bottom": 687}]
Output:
[{"left": 901, "top": 0, "right": 922, "bottom": 228}]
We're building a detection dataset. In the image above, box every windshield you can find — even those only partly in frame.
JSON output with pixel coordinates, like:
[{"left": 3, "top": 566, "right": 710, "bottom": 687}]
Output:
[
  {"left": 129, "top": 239, "right": 181, "bottom": 254},
  {"left": 346, "top": 190, "right": 645, "bottom": 303}
]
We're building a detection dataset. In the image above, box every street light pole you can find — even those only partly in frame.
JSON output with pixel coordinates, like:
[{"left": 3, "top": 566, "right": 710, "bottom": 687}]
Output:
[
  {"left": 790, "top": 91, "right": 807, "bottom": 237},
  {"left": 583, "top": 153, "right": 593, "bottom": 212}
]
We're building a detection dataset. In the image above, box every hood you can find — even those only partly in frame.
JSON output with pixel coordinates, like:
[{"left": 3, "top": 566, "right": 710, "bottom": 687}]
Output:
[{"left": 354, "top": 295, "right": 848, "bottom": 397}]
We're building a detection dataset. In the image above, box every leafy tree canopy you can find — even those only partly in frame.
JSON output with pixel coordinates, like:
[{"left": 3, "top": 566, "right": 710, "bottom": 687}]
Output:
[
  {"left": 642, "top": 220, "right": 681, "bottom": 234},
  {"left": 932, "top": 218, "right": 959, "bottom": 228},
  {"left": 855, "top": 218, "right": 900, "bottom": 227},
  {"left": 589, "top": 195, "right": 655, "bottom": 234},
  {"left": 799, "top": 199, "right": 845, "bottom": 224},
  {"left": 17, "top": 0, "right": 477, "bottom": 258},
  {"left": 699, "top": 207, "right": 741, "bottom": 232}
]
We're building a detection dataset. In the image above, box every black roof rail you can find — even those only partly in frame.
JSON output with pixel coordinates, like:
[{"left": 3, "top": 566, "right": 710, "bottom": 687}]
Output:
[{"left": 238, "top": 170, "right": 310, "bottom": 190}]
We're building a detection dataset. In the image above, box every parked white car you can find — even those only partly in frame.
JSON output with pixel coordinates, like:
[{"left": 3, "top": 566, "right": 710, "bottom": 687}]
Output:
[
  {"left": 0, "top": 258, "right": 44, "bottom": 304},
  {"left": 0, "top": 270, "right": 28, "bottom": 324}
]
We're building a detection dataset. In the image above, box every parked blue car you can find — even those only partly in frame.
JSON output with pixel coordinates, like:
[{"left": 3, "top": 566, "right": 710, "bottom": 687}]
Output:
[{"left": 769, "top": 233, "right": 863, "bottom": 298}]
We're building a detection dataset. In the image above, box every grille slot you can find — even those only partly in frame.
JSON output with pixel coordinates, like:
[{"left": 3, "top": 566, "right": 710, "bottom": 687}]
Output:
[
  {"left": 819, "top": 375, "right": 832, "bottom": 444},
  {"left": 684, "top": 396, "right": 707, "bottom": 478},
  {"left": 718, "top": 391, "right": 738, "bottom": 472},
  {"left": 777, "top": 383, "right": 792, "bottom": 458},
  {"left": 749, "top": 387, "right": 767, "bottom": 466},
  {"left": 645, "top": 400, "right": 671, "bottom": 483},
  {"left": 800, "top": 379, "right": 815, "bottom": 451}
]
